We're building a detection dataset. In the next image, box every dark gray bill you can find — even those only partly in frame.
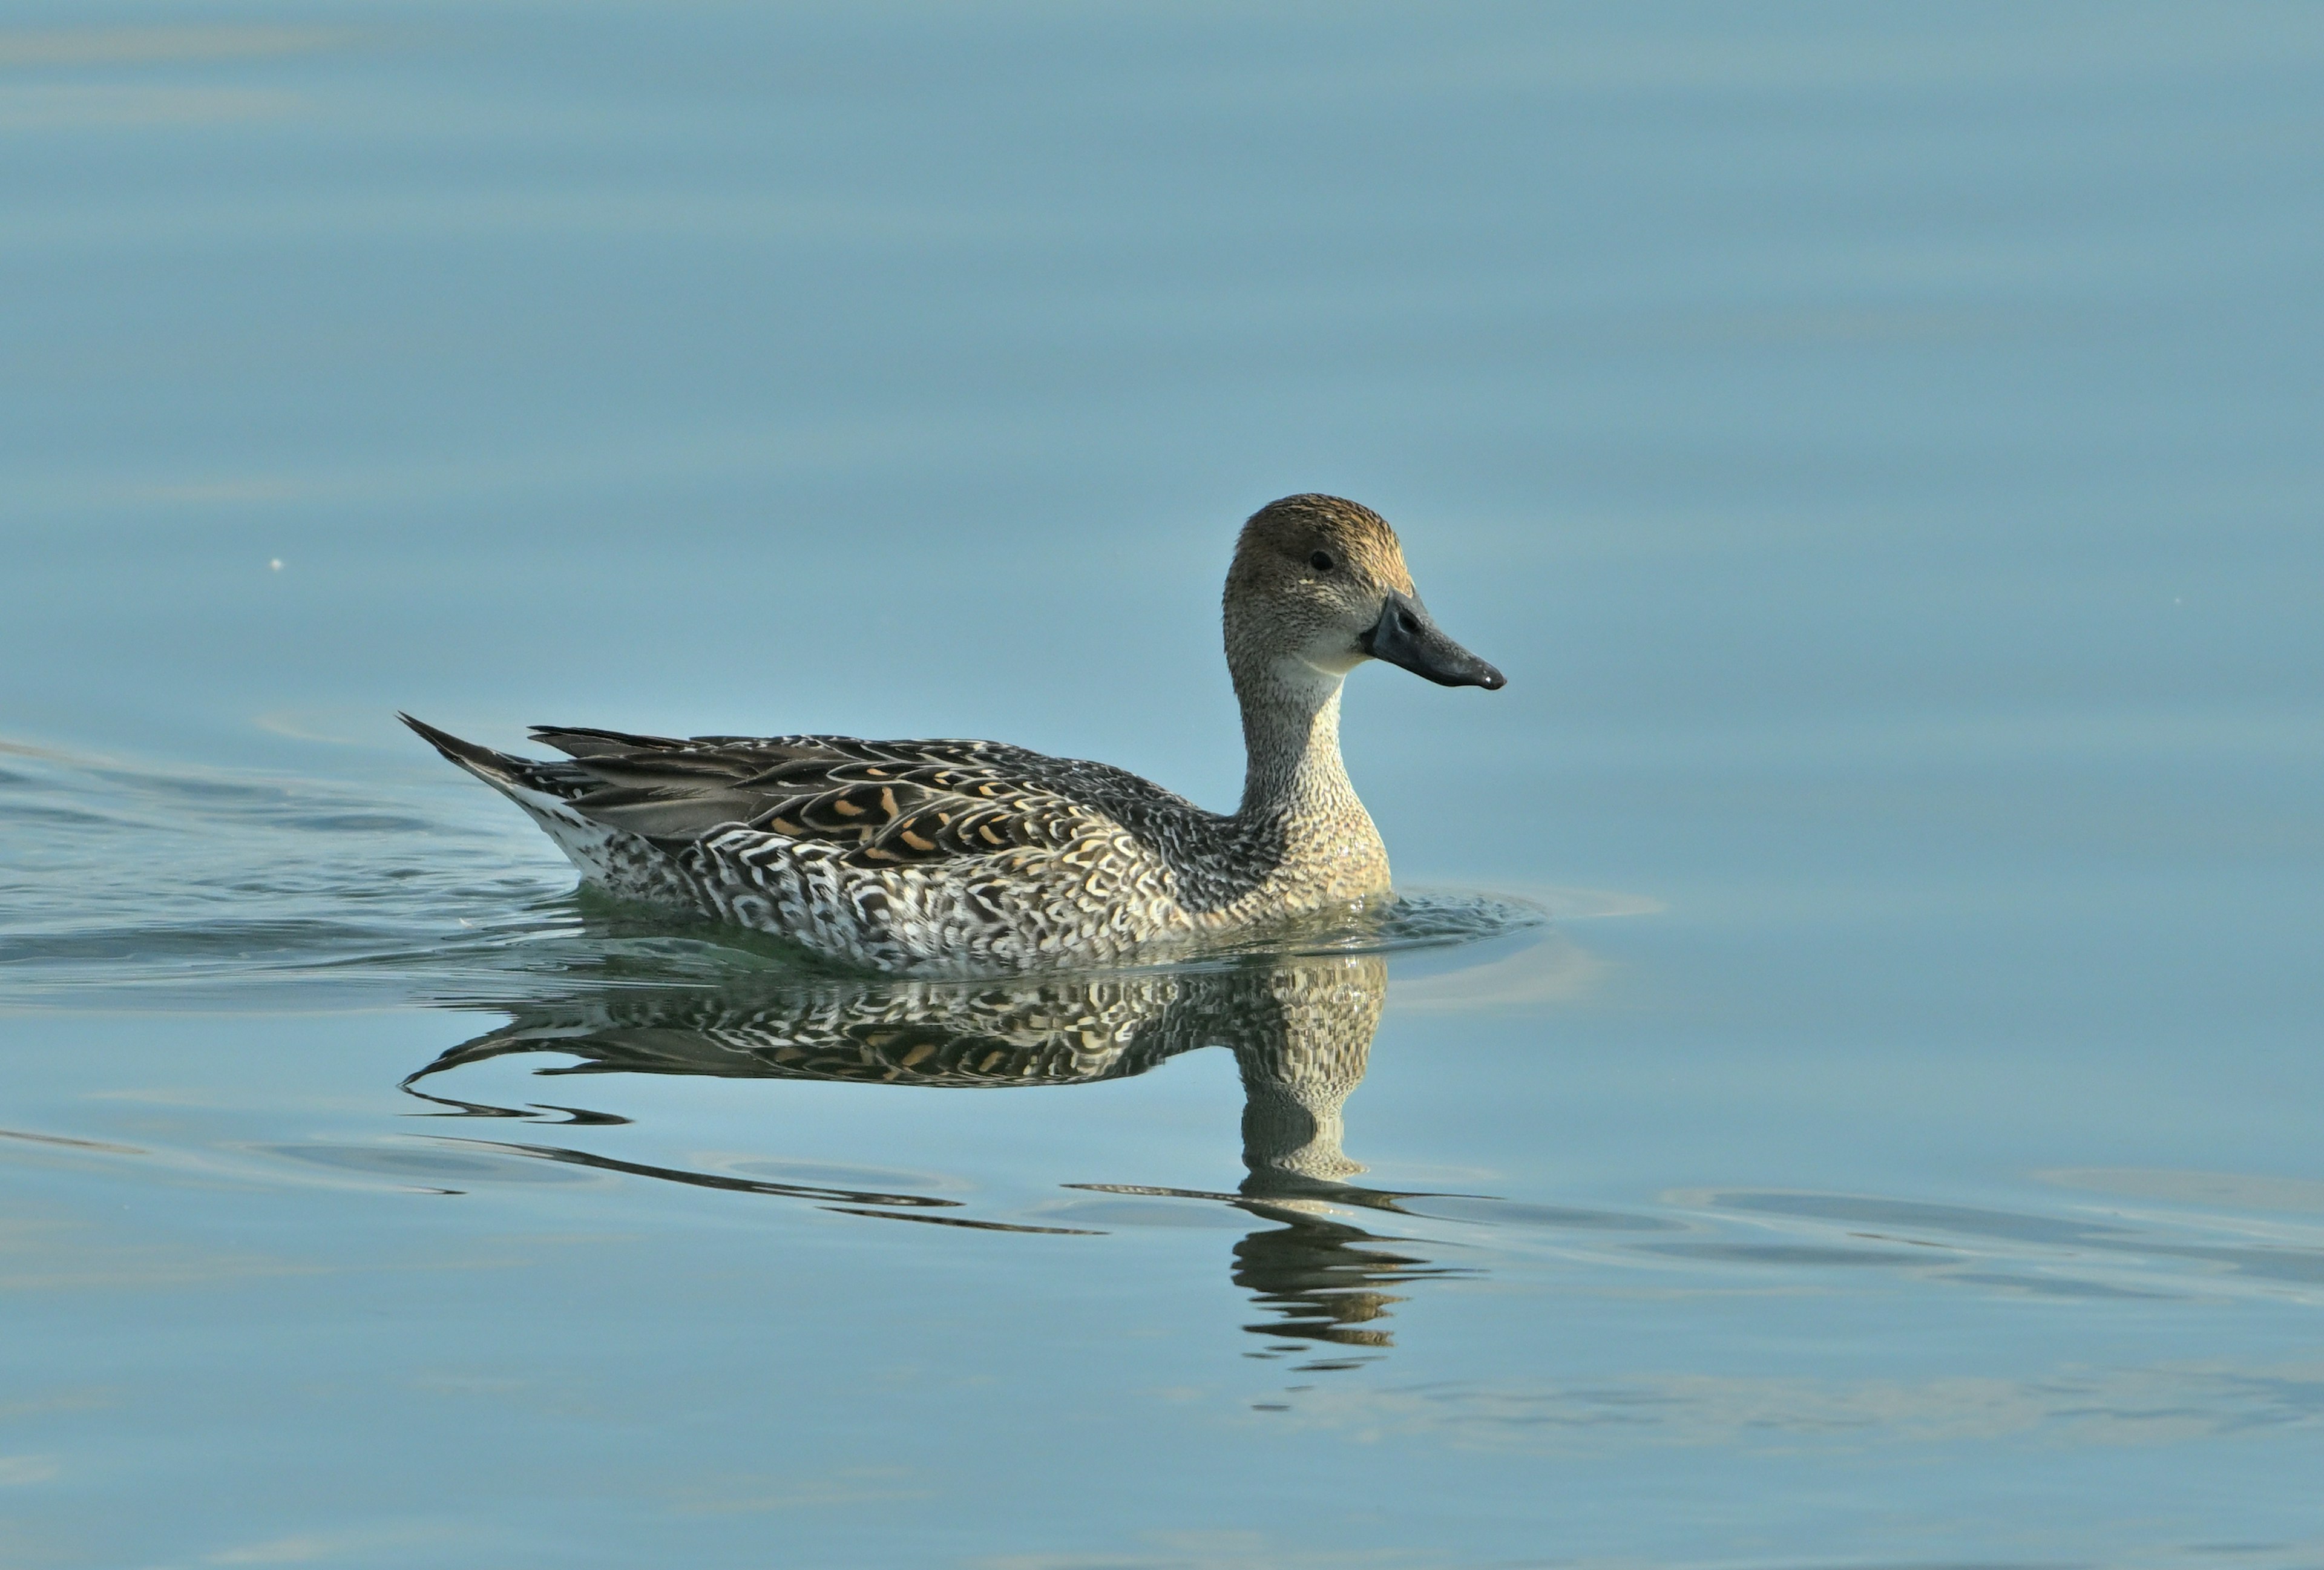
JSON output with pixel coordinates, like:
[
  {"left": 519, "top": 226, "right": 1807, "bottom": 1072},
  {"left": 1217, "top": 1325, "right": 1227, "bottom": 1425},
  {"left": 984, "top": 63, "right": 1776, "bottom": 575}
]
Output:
[{"left": 1360, "top": 589, "right": 1506, "bottom": 689}]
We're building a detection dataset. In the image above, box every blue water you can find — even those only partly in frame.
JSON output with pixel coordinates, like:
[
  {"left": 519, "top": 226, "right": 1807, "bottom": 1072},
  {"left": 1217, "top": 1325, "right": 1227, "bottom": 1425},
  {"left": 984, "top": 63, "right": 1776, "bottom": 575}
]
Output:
[{"left": 6, "top": 4, "right": 2324, "bottom": 1565}]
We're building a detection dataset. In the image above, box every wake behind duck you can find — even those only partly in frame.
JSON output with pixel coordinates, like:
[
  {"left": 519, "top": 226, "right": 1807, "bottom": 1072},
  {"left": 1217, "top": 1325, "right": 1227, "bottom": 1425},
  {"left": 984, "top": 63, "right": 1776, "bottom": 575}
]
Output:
[{"left": 404, "top": 494, "right": 1504, "bottom": 975}]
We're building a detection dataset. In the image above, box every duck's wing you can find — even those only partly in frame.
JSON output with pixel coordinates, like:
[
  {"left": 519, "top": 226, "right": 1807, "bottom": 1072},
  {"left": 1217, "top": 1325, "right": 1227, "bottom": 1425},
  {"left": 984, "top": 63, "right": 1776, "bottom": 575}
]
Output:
[{"left": 521, "top": 724, "right": 1201, "bottom": 868}]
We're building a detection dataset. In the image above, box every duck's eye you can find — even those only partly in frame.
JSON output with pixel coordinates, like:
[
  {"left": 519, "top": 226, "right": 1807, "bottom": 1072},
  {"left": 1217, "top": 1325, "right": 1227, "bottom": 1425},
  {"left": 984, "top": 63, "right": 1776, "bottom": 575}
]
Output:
[{"left": 1309, "top": 550, "right": 1335, "bottom": 571}]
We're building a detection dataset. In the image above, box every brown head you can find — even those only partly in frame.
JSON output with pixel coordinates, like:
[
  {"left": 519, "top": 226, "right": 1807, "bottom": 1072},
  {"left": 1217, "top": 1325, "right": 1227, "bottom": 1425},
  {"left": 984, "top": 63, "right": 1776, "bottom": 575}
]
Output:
[{"left": 1223, "top": 494, "right": 1505, "bottom": 692}]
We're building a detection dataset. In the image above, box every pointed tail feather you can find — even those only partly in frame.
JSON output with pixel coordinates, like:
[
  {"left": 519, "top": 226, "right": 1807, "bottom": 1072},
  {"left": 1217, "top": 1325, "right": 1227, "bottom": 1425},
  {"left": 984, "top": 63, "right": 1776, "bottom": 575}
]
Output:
[{"left": 398, "top": 713, "right": 586, "bottom": 803}]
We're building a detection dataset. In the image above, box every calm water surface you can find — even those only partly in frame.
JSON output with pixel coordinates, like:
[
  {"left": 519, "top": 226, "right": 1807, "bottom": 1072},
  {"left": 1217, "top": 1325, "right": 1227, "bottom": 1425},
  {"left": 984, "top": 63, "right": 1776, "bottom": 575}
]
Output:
[{"left": 5, "top": 4, "right": 2323, "bottom": 1566}]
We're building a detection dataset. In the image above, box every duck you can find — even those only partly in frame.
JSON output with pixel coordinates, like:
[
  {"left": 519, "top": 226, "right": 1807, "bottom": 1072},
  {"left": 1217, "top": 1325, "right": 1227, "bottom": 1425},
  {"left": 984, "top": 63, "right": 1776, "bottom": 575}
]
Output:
[{"left": 402, "top": 493, "right": 1504, "bottom": 975}]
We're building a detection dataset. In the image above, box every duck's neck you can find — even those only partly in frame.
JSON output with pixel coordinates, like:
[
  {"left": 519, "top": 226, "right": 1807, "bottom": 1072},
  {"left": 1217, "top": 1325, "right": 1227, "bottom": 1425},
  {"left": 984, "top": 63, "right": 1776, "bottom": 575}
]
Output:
[{"left": 1232, "top": 659, "right": 1363, "bottom": 824}]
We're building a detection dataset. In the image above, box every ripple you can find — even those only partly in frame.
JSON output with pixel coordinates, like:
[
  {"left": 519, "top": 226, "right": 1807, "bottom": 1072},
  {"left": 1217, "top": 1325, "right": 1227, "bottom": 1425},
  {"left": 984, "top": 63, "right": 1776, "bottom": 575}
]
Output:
[
  {"left": 1195, "top": 888, "right": 1548, "bottom": 964},
  {"left": 1396, "top": 1196, "right": 1684, "bottom": 1233},
  {"left": 254, "top": 1141, "right": 605, "bottom": 1189},
  {"left": 1672, "top": 1187, "right": 2324, "bottom": 1304}
]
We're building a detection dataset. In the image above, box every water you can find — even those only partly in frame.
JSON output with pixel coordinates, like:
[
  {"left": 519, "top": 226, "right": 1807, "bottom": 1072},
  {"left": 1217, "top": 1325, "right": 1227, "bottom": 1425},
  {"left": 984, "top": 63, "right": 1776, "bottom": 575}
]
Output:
[{"left": 5, "top": 2, "right": 2323, "bottom": 1564}]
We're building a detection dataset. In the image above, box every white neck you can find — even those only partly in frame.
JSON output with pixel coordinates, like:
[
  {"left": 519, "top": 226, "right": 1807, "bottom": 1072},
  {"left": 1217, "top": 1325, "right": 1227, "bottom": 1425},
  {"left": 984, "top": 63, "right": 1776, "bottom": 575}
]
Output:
[{"left": 1233, "top": 657, "right": 1360, "bottom": 821}]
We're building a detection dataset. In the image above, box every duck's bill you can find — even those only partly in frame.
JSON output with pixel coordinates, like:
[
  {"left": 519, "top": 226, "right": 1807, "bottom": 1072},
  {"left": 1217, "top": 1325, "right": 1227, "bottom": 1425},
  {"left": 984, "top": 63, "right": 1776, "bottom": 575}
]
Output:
[{"left": 1361, "top": 590, "right": 1506, "bottom": 689}]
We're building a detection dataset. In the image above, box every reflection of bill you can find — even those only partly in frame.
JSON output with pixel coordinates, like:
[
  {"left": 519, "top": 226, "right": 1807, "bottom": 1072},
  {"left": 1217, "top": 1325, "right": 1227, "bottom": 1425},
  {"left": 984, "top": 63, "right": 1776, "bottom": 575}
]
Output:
[{"left": 404, "top": 952, "right": 1479, "bottom": 1366}]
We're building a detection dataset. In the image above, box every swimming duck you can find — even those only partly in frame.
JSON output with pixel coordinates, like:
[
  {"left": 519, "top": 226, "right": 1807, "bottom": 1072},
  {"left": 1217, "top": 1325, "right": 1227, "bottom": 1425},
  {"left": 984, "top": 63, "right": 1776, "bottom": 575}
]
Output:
[{"left": 403, "top": 493, "right": 1503, "bottom": 974}]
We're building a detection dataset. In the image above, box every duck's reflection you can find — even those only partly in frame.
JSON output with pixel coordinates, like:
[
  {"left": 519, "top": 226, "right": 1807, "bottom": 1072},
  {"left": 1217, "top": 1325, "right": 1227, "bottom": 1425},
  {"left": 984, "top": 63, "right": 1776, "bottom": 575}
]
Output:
[{"left": 406, "top": 953, "right": 1469, "bottom": 1364}]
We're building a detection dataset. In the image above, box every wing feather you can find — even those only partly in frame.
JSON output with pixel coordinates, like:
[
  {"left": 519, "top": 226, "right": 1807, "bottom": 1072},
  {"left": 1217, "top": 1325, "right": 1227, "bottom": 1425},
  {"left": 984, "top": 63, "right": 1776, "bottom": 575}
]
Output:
[{"left": 529, "top": 731, "right": 1123, "bottom": 867}]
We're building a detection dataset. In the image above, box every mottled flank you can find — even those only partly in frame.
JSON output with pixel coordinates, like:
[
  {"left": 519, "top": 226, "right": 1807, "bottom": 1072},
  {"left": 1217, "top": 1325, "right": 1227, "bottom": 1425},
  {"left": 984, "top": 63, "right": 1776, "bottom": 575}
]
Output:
[{"left": 404, "top": 494, "right": 1503, "bottom": 975}]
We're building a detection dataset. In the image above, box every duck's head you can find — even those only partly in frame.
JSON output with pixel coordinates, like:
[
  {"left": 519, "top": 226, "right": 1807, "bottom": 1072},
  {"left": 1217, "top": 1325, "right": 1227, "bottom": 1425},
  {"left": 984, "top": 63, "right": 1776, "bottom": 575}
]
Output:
[{"left": 1225, "top": 494, "right": 1505, "bottom": 692}]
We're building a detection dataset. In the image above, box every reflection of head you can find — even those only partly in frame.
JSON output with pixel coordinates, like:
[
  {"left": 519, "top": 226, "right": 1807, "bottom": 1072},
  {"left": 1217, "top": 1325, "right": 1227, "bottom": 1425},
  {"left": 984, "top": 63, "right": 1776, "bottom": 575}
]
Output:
[
  {"left": 1210, "top": 956, "right": 1478, "bottom": 1361},
  {"left": 1234, "top": 1217, "right": 1436, "bottom": 1353}
]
